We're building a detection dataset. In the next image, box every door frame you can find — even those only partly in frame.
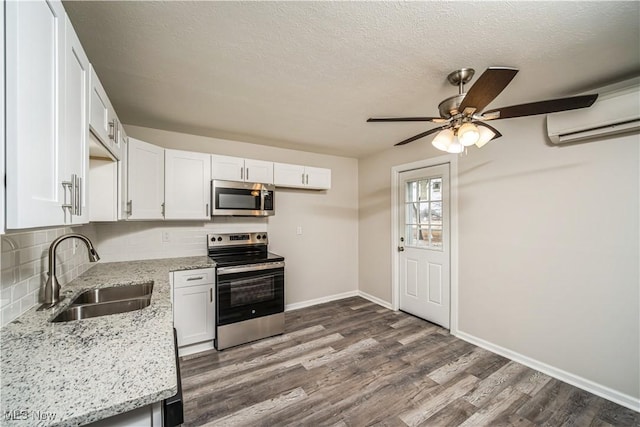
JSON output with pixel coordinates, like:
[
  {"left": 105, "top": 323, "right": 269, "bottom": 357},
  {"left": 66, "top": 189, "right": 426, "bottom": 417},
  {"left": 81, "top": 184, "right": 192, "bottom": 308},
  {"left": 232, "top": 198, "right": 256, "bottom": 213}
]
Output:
[{"left": 391, "top": 154, "right": 459, "bottom": 333}]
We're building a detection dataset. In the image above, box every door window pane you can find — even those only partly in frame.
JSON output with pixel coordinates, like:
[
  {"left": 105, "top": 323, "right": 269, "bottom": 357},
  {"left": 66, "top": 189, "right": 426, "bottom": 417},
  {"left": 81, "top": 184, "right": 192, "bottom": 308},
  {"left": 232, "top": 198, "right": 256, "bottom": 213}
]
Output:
[
  {"left": 430, "top": 178, "right": 442, "bottom": 201},
  {"left": 405, "top": 177, "right": 444, "bottom": 250}
]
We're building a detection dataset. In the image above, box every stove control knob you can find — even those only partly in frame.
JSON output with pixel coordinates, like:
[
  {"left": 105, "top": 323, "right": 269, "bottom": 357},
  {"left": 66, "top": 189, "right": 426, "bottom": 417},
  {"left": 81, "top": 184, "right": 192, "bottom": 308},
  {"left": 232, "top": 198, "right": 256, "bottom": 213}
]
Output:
[
  {"left": 262, "top": 234, "right": 267, "bottom": 239},
  {"left": 256, "top": 235, "right": 261, "bottom": 240},
  {"left": 210, "top": 236, "right": 215, "bottom": 242},
  {"left": 217, "top": 237, "right": 222, "bottom": 242}
]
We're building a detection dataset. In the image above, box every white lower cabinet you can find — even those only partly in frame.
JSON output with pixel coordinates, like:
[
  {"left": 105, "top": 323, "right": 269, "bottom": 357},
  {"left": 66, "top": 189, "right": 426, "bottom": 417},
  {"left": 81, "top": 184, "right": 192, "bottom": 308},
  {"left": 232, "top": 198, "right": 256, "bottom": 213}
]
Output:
[
  {"left": 172, "top": 269, "right": 216, "bottom": 356},
  {"left": 84, "top": 402, "right": 162, "bottom": 427}
]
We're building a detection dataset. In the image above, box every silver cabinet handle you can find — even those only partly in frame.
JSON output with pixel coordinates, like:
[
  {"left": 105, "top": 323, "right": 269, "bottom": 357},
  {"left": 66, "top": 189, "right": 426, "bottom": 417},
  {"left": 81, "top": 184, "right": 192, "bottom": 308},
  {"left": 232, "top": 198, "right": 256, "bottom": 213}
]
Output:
[
  {"left": 126, "top": 200, "right": 133, "bottom": 216},
  {"left": 246, "top": 168, "right": 249, "bottom": 181},
  {"left": 206, "top": 203, "right": 209, "bottom": 216},
  {"left": 186, "top": 276, "right": 204, "bottom": 281},
  {"left": 61, "top": 179, "right": 73, "bottom": 214},
  {"left": 78, "top": 176, "right": 82, "bottom": 216},
  {"left": 306, "top": 174, "right": 309, "bottom": 185},
  {"left": 161, "top": 202, "right": 165, "bottom": 217},
  {"left": 70, "top": 174, "right": 78, "bottom": 216},
  {"left": 210, "top": 287, "right": 213, "bottom": 303},
  {"left": 74, "top": 175, "right": 80, "bottom": 216},
  {"left": 302, "top": 173, "right": 305, "bottom": 184},
  {"left": 109, "top": 119, "right": 116, "bottom": 140},
  {"left": 240, "top": 167, "right": 244, "bottom": 181}
]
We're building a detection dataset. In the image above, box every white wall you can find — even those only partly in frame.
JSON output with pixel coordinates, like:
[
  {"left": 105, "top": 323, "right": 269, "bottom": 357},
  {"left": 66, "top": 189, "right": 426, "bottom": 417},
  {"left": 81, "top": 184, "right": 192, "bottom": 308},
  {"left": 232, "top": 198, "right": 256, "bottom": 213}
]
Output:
[
  {"left": 92, "top": 125, "right": 359, "bottom": 306},
  {"left": 358, "top": 117, "right": 639, "bottom": 402}
]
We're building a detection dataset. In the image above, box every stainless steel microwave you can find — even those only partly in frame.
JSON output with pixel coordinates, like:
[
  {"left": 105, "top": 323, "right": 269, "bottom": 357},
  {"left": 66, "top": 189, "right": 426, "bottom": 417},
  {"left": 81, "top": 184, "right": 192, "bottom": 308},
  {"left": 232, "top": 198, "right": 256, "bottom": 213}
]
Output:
[{"left": 211, "top": 180, "right": 275, "bottom": 216}]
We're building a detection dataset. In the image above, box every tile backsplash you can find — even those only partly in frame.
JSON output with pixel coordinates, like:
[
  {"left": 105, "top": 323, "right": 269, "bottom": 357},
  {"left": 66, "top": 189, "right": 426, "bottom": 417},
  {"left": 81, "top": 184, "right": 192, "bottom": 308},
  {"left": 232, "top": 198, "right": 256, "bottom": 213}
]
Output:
[{"left": 1, "top": 224, "right": 97, "bottom": 326}]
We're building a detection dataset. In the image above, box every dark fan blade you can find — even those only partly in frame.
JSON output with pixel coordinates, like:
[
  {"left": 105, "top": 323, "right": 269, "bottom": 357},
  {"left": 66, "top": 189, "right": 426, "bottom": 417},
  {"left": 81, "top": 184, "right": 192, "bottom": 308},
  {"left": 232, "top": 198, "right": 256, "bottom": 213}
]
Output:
[
  {"left": 394, "top": 127, "right": 442, "bottom": 146},
  {"left": 474, "top": 121, "right": 502, "bottom": 140},
  {"left": 458, "top": 67, "right": 519, "bottom": 114},
  {"left": 367, "top": 117, "right": 443, "bottom": 122},
  {"left": 482, "top": 94, "right": 598, "bottom": 120}
]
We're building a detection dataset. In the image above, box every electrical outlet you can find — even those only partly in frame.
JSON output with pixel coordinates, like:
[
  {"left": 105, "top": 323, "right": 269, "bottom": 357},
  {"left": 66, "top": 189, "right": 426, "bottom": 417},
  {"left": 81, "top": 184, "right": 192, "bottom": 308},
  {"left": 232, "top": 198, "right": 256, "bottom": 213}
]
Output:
[
  {"left": 296, "top": 226, "right": 303, "bottom": 235},
  {"left": 162, "top": 231, "right": 170, "bottom": 243}
]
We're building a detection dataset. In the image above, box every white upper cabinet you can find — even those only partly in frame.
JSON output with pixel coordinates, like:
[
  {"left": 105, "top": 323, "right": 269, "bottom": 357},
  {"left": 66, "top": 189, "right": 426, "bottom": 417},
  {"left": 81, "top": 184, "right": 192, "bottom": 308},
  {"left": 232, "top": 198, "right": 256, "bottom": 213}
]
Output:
[
  {"left": 5, "top": 0, "right": 91, "bottom": 229},
  {"left": 211, "top": 155, "right": 273, "bottom": 184},
  {"left": 63, "top": 14, "right": 90, "bottom": 224},
  {"left": 304, "top": 166, "right": 332, "bottom": 190},
  {"left": 165, "top": 149, "right": 211, "bottom": 220},
  {"left": 244, "top": 159, "right": 274, "bottom": 184},
  {"left": 89, "top": 66, "right": 122, "bottom": 160},
  {"left": 89, "top": 66, "right": 110, "bottom": 146},
  {"left": 273, "top": 162, "right": 331, "bottom": 190},
  {"left": 127, "top": 138, "right": 165, "bottom": 220}
]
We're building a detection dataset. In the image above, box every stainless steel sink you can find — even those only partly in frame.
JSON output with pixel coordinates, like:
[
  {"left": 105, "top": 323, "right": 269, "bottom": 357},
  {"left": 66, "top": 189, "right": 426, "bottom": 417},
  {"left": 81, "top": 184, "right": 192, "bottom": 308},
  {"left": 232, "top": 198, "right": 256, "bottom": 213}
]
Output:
[
  {"left": 69, "top": 282, "right": 153, "bottom": 305},
  {"left": 51, "top": 282, "right": 154, "bottom": 323},
  {"left": 51, "top": 298, "right": 151, "bottom": 322}
]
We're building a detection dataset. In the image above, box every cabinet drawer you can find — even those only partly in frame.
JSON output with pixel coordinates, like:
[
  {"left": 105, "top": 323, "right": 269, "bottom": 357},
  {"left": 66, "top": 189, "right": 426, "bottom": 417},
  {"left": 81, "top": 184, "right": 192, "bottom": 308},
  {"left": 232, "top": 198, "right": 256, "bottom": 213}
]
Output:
[{"left": 173, "top": 268, "right": 215, "bottom": 288}]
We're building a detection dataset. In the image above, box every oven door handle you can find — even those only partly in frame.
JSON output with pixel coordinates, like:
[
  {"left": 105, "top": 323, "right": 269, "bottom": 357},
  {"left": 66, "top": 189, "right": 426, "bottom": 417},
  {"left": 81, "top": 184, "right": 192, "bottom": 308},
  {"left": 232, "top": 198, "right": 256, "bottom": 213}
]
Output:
[{"left": 217, "top": 261, "right": 285, "bottom": 275}]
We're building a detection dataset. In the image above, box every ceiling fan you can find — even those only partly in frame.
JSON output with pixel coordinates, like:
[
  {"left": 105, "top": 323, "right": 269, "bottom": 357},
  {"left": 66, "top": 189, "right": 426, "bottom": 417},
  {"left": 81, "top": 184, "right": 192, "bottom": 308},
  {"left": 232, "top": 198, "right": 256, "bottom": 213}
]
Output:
[{"left": 367, "top": 67, "right": 598, "bottom": 152}]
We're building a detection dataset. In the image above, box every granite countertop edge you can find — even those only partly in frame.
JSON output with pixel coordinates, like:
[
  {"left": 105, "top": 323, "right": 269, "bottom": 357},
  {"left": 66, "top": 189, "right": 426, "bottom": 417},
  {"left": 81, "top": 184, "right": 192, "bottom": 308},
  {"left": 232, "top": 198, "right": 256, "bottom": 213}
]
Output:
[{"left": 0, "top": 256, "right": 215, "bottom": 427}]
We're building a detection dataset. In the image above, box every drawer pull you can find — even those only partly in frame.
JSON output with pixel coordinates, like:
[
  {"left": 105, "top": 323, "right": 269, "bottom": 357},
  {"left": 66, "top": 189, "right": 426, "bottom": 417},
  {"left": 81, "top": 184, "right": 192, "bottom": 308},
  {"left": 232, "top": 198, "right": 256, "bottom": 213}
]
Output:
[{"left": 186, "top": 276, "right": 204, "bottom": 281}]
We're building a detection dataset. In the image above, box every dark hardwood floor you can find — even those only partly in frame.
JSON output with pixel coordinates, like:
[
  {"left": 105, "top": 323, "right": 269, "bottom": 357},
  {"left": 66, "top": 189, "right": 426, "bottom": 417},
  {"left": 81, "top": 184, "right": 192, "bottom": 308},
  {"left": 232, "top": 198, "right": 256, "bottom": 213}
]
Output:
[{"left": 179, "top": 297, "right": 639, "bottom": 426}]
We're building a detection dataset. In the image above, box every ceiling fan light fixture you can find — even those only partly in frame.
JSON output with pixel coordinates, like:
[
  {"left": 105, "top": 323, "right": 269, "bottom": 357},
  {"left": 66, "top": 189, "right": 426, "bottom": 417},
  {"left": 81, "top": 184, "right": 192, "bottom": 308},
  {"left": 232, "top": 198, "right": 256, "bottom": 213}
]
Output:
[
  {"left": 447, "top": 137, "right": 464, "bottom": 154},
  {"left": 458, "top": 122, "right": 480, "bottom": 146},
  {"left": 432, "top": 128, "right": 454, "bottom": 152},
  {"left": 475, "top": 126, "right": 496, "bottom": 148}
]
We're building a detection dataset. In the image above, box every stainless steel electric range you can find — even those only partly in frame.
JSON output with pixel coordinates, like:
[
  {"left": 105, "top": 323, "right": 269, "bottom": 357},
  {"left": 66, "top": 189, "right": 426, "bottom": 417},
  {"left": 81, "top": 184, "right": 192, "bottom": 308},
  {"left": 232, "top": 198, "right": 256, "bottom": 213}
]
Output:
[{"left": 207, "top": 232, "right": 285, "bottom": 350}]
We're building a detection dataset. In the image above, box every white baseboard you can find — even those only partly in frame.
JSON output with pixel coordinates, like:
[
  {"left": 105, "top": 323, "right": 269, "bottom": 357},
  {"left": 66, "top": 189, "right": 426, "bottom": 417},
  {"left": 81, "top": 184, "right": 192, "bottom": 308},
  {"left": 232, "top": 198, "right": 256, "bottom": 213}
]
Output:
[
  {"left": 454, "top": 330, "right": 640, "bottom": 412},
  {"left": 285, "top": 290, "right": 359, "bottom": 312},
  {"left": 358, "top": 291, "right": 394, "bottom": 310},
  {"left": 178, "top": 340, "right": 214, "bottom": 357}
]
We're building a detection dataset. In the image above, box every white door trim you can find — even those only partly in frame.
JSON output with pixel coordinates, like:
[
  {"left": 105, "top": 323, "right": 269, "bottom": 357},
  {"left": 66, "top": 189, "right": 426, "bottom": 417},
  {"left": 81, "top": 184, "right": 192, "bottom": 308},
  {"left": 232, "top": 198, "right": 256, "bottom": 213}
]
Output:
[{"left": 391, "top": 154, "right": 459, "bottom": 334}]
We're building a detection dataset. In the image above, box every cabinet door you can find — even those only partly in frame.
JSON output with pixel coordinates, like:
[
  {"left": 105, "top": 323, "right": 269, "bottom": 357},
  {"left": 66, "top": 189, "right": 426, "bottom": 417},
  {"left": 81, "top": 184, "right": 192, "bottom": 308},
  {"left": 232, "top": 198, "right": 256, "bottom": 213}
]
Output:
[
  {"left": 127, "top": 138, "right": 165, "bottom": 220},
  {"left": 273, "top": 162, "right": 306, "bottom": 188},
  {"left": 63, "top": 14, "right": 90, "bottom": 224},
  {"left": 211, "top": 154, "right": 244, "bottom": 181},
  {"left": 89, "top": 66, "right": 111, "bottom": 148},
  {"left": 5, "top": 0, "right": 67, "bottom": 229},
  {"left": 174, "top": 284, "right": 215, "bottom": 347},
  {"left": 305, "top": 166, "right": 331, "bottom": 190},
  {"left": 244, "top": 159, "right": 274, "bottom": 184},
  {"left": 164, "top": 149, "right": 211, "bottom": 219}
]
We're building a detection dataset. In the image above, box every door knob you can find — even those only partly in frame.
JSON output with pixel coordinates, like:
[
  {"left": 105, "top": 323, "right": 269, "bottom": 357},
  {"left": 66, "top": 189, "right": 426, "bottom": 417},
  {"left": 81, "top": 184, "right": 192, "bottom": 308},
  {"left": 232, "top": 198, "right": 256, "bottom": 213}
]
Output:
[{"left": 398, "top": 246, "right": 405, "bottom": 252}]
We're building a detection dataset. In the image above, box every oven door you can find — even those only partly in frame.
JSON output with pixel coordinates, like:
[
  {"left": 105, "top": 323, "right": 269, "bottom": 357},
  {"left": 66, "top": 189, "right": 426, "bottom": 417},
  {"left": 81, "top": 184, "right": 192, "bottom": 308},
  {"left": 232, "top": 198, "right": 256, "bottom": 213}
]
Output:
[{"left": 216, "top": 262, "right": 284, "bottom": 326}]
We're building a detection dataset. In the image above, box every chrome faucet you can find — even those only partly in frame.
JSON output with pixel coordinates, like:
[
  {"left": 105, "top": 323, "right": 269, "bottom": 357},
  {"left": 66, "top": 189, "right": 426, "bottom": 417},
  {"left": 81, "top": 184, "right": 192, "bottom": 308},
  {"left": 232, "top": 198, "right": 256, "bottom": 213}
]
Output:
[{"left": 38, "top": 233, "right": 100, "bottom": 310}]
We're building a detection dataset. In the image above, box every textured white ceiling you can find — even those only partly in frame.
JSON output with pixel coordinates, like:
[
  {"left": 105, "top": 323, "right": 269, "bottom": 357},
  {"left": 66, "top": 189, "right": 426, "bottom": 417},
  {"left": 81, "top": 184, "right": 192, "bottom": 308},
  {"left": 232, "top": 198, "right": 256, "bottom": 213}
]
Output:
[{"left": 64, "top": 1, "right": 640, "bottom": 158}]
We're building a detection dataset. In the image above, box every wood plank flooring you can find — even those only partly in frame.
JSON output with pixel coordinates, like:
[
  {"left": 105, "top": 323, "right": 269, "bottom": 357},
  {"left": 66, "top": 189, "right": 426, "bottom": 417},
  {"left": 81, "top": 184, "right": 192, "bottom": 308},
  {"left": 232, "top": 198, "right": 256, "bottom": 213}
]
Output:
[{"left": 179, "top": 297, "right": 639, "bottom": 427}]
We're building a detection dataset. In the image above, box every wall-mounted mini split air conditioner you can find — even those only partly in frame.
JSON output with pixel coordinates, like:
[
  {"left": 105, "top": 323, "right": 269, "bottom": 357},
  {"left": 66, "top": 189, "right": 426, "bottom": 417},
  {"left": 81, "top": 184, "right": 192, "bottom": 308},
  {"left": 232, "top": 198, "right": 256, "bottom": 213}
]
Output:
[{"left": 547, "top": 77, "right": 640, "bottom": 144}]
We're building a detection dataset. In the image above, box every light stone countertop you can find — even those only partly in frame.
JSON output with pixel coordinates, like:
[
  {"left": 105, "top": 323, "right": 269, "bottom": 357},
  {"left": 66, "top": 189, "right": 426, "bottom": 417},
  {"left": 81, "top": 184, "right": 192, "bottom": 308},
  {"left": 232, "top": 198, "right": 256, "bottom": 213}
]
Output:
[{"left": 0, "top": 256, "right": 215, "bottom": 427}]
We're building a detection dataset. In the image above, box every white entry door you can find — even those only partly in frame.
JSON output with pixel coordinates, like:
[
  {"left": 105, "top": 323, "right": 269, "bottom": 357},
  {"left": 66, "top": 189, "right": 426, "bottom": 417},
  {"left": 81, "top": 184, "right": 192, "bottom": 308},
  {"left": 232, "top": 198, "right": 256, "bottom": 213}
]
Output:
[{"left": 398, "top": 164, "right": 450, "bottom": 328}]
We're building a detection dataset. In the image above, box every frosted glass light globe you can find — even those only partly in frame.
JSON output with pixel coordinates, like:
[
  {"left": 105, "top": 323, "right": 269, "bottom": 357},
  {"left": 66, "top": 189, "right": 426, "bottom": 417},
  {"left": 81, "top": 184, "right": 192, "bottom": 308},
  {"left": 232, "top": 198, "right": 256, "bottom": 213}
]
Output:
[
  {"left": 432, "top": 129, "right": 454, "bottom": 152},
  {"left": 458, "top": 122, "right": 480, "bottom": 146},
  {"left": 475, "top": 126, "right": 496, "bottom": 148},
  {"left": 447, "top": 137, "right": 464, "bottom": 154}
]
